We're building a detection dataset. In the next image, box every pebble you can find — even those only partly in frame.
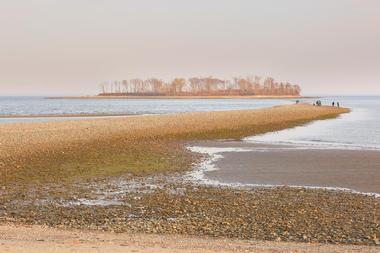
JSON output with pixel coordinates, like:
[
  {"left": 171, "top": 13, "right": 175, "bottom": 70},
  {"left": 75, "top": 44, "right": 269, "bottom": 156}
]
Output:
[{"left": 0, "top": 181, "right": 379, "bottom": 246}]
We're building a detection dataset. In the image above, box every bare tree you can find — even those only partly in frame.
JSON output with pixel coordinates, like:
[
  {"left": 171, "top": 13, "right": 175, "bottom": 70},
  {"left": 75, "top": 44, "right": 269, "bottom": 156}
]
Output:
[
  {"left": 98, "top": 75, "right": 301, "bottom": 96},
  {"left": 150, "top": 78, "right": 164, "bottom": 93},
  {"left": 189, "top": 77, "right": 202, "bottom": 94},
  {"left": 171, "top": 78, "right": 186, "bottom": 94}
]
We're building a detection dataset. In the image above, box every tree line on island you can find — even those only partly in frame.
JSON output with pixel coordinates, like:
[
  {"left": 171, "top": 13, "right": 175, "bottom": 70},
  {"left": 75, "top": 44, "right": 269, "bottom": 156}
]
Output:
[{"left": 99, "top": 76, "right": 301, "bottom": 96}]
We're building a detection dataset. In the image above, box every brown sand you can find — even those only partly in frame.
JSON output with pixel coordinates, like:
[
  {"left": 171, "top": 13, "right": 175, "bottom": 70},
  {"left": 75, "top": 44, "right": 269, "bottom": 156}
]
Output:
[
  {"left": 0, "top": 105, "right": 360, "bottom": 252},
  {"left": 0, "top": 104, "right": 348, "bottom": 184},
  {"left": 0, "top": 104, "right": 346, "bottom": 158},
  {"left": 191, "top": 141, "right": 380, "bottom": 194},
  {"left": 0, "top": 225, "right": 378, "bottom": 253}
]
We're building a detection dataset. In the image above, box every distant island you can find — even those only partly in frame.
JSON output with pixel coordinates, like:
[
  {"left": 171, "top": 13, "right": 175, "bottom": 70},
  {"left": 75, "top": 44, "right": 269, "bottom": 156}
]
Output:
[{"left": 97, "top": 76, "right": 301, "bottom": 97}]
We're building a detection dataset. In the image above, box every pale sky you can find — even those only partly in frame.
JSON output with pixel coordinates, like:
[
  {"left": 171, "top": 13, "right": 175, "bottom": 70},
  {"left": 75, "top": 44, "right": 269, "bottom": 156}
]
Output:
[{"left": 0, "top": 0, "right": 379, "bottom": 96}]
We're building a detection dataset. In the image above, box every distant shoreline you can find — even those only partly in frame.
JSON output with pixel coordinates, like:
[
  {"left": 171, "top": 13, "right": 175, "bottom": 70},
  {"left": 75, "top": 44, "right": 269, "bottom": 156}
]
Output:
[
  {"left": 0, "top": 113, "right": 136, "bottom": 119},
  {"left": 47, "top": 95, "right": 310, "bottom": 100}
]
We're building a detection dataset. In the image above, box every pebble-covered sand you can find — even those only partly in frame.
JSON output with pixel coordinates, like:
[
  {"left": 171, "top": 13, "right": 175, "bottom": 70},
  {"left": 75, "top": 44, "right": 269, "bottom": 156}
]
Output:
[{"left": 1, "top": 175, "right": 379, "bottom": 246}]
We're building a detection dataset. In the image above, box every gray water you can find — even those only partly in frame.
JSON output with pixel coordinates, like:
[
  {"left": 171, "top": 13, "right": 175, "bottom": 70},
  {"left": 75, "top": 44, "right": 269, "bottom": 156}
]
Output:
[
  {"left": 0, "top": 96, "right": 291, "bottom": 123},
  {"left": 246, "top": 96, "right": 380, "bottom": 150},
  {"left": 188, "top": 96, "right": 380, "bottom": 195}
]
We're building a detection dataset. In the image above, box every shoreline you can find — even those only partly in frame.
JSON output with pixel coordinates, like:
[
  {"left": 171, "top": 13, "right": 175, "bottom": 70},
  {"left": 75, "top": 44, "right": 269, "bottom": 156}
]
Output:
[
  {"left": 47, "top": 95, "right": 311, "bottom": 100},
  {"left": 0, "top": 104, "right": 348, "bottom": 185}
]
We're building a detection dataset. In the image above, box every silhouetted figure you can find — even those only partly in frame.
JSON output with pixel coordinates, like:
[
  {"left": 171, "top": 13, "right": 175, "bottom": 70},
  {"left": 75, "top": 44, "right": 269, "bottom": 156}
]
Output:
[
  {"left": 337, "top": 102, "right": 340, "bottom": 108},
  {"left": 332, "top": 102, "right": 335, "bottom": 107}
]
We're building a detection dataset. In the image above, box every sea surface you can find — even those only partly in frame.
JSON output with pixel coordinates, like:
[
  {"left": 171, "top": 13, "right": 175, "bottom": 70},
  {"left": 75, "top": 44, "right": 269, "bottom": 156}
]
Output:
[
  {"left": 245, "top": 96, "right": 380, "bottom": 150},
  {"left": 0, "top": 96, "right": 291, "bottom": 123}
]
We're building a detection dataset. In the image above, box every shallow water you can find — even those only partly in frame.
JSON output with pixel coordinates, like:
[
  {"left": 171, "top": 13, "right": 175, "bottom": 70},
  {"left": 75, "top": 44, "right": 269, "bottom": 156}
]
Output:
[
  {"left": 187, "top": 96, "right": 380, "bottom": 195},
  {"left": 0, "top": 96, "right": 292, "bottom": 123},
  {"left": 187, "top": 143, "right": 380, "bottom": 197},
  {"left": 246, "top": 96, "right": 380, "bottom": 150}
]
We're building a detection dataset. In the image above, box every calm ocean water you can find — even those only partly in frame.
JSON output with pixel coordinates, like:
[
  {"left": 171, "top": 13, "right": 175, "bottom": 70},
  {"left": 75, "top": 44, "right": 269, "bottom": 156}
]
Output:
[
  {"left": 246, "top": 96, "right": 380, "bottom": 150},
  {"left": 0, "top": 96, "right": 291, "bottom": 123},
  {"left": 1, "top": 96, "right": 379, "bottom": 150}
]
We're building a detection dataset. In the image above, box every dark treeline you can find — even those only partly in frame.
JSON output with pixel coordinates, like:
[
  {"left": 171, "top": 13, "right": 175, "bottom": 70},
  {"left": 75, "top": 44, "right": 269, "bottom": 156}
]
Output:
[{"left": 99, "top": 76, "right": 301, "bottom": 96}]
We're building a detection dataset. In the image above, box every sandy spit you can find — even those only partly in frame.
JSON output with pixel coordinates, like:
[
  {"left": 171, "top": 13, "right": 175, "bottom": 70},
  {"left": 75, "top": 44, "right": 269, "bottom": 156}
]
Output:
[
  {"left": 0, "top": 104, "right": 347, "bottom": 161},
  {"left": 0, "top": 104, "right": 348, "bottom": 183}
]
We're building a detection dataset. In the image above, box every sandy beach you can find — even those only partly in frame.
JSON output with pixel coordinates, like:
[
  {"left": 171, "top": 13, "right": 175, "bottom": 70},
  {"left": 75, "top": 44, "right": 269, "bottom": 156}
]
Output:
[
  {"left": 2, "top": 105, "right": 379, "bottom": 249},
  {"left": 3, "top": 0, "right": 380, "bottom": 251},
  {"left": 1, "top": 225, "right": 378, "bottom": 253},
  {"left": 0, "top": 104, "right": 347, "bottom": 184}
]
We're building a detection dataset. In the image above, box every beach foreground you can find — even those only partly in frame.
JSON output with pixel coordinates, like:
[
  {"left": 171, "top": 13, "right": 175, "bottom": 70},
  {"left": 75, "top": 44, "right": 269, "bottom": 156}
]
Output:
[
  {"left": 1, "top": 225, "right": 378, "bottom": 253},
  {"left": 2, "top": 105, "right": 379, "bottom": 248}
]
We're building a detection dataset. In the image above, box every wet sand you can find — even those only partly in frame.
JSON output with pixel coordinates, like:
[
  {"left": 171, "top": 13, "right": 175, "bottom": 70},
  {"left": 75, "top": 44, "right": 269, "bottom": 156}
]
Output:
[{"left": 193, "top": 141, "right": 380, "bottom": 194}]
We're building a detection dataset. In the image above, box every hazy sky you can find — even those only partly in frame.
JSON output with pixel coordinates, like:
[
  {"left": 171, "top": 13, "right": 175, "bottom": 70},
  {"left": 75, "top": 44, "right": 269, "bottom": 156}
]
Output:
[{"left": 1, "top": 0, "right": 379, "bottom": 95}]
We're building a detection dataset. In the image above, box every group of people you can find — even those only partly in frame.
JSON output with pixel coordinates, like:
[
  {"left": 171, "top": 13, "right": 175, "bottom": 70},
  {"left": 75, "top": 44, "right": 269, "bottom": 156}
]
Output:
[{"left": 313, "top": 100, "right": 340, "bottom": 107}]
